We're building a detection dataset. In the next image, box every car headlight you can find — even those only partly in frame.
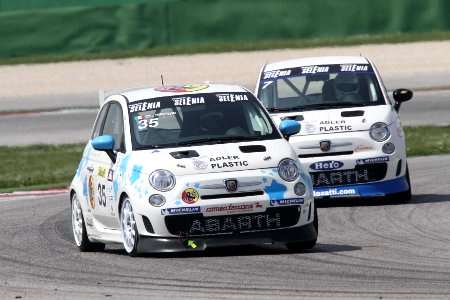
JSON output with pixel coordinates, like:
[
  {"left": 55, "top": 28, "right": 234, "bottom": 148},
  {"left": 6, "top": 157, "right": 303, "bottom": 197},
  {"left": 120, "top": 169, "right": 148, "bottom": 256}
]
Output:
[
  {"left": 149, "top": 194, "right": 166, "bottom": 207},
  {"left": 149, "top": 169, "right": 176, "bottom": 192},
  {"left": 369, "top": 122, "right": 390, "bottom": 142},
  {"left": 294, "top": 182, "right": 306, "bottom": 196},
  {"left": 278, "top": 158, "right": 300, "bottom": 182}
]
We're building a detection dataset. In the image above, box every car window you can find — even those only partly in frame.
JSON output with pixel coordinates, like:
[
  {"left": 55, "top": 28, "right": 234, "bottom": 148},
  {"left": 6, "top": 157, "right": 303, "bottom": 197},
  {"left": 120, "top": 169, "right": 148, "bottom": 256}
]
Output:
[
  {"left": 258, "top": 64, "right": 385, "bottom": 112},
  {"left": 128, "top": 92, "right": 281, "bottom": 150},
  {"left": 91, "top": 104, "right": 109, "bottom": 139},
  {"left": 101, "top": 102, "right": 125, "bottom": 152}
]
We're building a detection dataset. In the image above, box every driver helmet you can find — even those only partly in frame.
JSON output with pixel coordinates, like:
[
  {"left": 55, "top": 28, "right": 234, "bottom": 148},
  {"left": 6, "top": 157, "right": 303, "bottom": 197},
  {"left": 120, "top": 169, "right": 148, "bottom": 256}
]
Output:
[{"left": 334, "top": 73, "right": 360, "bottom": 100}]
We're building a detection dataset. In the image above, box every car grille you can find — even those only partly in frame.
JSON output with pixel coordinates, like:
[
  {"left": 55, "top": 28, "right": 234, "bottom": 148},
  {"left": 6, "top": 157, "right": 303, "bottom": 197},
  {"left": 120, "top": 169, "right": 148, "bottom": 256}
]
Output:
[
  {"left": 165, "top": 206, "right": 300, "bottom": 236},
  {"left": 311, "top": 163, "right": 387, "bottom": 187},
  {"left": 201, "top": 191, "right": 264, "bottom": 200},
  {"left": 299, "top": 151, "right": 354, "bottom": 158}
]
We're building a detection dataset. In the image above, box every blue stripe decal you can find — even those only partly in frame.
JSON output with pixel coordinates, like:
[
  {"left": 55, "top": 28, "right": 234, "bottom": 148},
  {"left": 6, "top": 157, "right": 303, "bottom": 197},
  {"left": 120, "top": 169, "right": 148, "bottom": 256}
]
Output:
[{"left": 314, "top": 176, "right": 409, "bottom": 198}]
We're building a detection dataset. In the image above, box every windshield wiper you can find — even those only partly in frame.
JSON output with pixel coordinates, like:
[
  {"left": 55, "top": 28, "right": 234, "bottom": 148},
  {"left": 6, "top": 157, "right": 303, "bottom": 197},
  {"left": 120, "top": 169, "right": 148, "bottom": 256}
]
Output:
[
  {"left": 175, "top": 136, "right": 260, "bottom": 146},
  {"left": 303, "top": 102, "right": 367, "bottom": 110},
  {"left": 268, "top": 102, "right": 367, "bottom": 112},
  {"left": 267, "top": 106, "right": 305, "bottom": 112}
]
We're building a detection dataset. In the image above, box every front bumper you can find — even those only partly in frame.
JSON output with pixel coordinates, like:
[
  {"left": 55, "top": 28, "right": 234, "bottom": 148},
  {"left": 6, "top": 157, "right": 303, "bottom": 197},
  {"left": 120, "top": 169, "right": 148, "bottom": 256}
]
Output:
[
  {"left": 136, "top": 221, "right": 318, "bottom": 253},
  {"left": 313, "top": 176, "right": 409, "bottom": 199}
]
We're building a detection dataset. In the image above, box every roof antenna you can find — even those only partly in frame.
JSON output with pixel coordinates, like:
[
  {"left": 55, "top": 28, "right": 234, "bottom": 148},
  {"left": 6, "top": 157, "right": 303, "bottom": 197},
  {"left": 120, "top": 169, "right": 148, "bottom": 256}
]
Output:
[{"left": 160, "top": 74, "right": 165, "bottom": 87}]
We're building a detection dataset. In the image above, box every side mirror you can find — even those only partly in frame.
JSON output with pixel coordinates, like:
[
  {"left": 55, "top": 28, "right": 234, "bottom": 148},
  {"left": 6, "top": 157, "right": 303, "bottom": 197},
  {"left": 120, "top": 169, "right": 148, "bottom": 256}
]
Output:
[
  {"left": 92, "top": 135, "right": 116, "bottom": 163},
  {"left": 279, "top": 120, "right": 300, "bottom": 139},
  {"left": 393, "top": 88, "right": 413, "bottom": 111}
]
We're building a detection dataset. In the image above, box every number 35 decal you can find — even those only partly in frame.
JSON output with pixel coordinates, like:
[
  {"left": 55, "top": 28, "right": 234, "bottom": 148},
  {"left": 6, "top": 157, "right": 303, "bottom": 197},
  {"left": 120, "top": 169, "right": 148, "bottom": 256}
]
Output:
[
  {"left": 136, "top": 116, "right": 159, "bottom": 131},
  {"left": 98, "top": 184, "right": 107, "bottom": 207}
]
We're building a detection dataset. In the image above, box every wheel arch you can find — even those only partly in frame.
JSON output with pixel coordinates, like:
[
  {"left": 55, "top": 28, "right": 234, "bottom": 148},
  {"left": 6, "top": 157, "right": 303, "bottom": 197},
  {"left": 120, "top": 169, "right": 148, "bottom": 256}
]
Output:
[{"left": 118, "top": 192, "right": 129, "bottom": 217}]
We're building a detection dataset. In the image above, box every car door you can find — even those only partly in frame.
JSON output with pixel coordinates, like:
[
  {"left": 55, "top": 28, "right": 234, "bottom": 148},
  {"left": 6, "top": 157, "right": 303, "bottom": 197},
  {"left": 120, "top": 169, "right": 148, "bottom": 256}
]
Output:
[{"left": 89, "top": 101, "right": 126, "bottom": 229}]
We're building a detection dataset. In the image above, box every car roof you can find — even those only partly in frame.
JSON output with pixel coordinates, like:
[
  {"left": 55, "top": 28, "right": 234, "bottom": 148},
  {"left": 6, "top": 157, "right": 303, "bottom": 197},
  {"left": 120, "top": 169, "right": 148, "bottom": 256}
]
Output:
[
  {"left": 114, "top": 83, "right": 249, "bottom": 103},
  {"left": 264, "top": 56, "right": 370, "bottom": 71}
]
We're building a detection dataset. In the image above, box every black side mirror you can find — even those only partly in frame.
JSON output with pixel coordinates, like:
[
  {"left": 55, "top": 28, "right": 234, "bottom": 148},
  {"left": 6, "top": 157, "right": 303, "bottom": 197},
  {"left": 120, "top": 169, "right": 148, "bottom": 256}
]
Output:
[{"left": 393, "top": 88, "right": 413, "bottom": 111}]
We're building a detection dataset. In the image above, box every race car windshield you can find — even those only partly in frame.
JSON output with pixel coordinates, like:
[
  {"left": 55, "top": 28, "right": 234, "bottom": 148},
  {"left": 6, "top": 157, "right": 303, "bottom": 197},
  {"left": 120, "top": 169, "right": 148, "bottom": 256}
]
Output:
[
  {"left": 128, "top": 92, "right": 280, "bottom": 150},
  {"left": 258, "top": 64, "right": 385, "bottom": 112}
]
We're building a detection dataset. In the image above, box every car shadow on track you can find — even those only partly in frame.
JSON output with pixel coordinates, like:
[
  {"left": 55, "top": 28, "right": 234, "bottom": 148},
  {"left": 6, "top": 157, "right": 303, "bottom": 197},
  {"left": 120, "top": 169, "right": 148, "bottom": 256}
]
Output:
[
  {"left": 103, "top": 243, "right": 361, "bottom": 258},
  {"left": 316, "top": 193, "right": 450, "bottom": 208}
]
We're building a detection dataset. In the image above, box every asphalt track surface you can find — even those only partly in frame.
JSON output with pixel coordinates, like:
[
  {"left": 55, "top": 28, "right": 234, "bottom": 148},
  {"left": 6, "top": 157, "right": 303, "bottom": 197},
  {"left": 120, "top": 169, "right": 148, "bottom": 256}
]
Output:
[
  {"left": 0, "top": 90, "right": 449, "bottom": 146},
  {"left": 0, "top": 155, "right": 449, "bottom": 299}
]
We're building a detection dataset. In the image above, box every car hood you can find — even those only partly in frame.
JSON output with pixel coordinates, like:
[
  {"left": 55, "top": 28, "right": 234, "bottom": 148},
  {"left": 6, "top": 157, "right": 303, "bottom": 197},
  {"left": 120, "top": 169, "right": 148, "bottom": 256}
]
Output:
[
  {"left": 124, "top": 139, "right": 295, "bottom": 176},
  {"left": 270, "top": 105, "right": 395, "bottom": 136}
]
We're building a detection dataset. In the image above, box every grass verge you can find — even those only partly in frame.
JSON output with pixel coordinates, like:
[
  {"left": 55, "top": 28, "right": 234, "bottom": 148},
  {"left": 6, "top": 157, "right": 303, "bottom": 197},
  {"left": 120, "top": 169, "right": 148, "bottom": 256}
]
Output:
[
  {"left": 1, "top": 31, "right": 450, "bottom": 66},
  {"left": 0, "top": 144, "right": 84, "bottom": 193},
  {"left": 404, "top": 125, "right": 450, "bottom": 156},
  {"left": 1, "top": 125, "right": 449, "bottom": 192}
]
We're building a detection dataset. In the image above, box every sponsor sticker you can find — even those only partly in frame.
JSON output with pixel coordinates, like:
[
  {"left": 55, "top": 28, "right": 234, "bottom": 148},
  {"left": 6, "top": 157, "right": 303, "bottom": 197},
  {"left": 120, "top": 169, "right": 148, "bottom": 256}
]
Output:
[
  {"left": 216, "top": 93, "right": 249, "bottom": 103},
  {"left": 172, "top": 96, "right": 205, "bottom": 106},
  {"left": 192, "top": 157, "right": 208, "bottom": 170},
  {"left": 319, "top": 120, "right": 352, "bottom": 132},
  {"left": 269, "top": 198, "right": 304, "bottom": 206},
  {"left": 354, "top": 144, "right": 372, "bottom": 152},
  {"left": 313, "top": 187, "right": 358, "bottom": 198},
  {"left": 340, "top": 64, "right": 369, "bottom": 72},
  {"left": 97, "top": 166, "right": 107, "bottom": 178},
  {"left": 202, "top": 202, "right": 264, "bottom": 216},
  {"left": 161, "top": 206, "right": 201, "bottom": 215},
  {"left": 107, "top": 169, "right": 114, "bottom": 182},
  {"left": 128, "top": 101, "right": 161, "bottom": 113},
  {"left": 301, "top": 65, "right": 330, "bottom": 74},
  {"left": 263, "top": 69, "right": 292, "bottom": 80},
  {"left": 210, "top": 155, "right": 248, "bottom": 169},
  {"left": 155, "top": 84, "right": 209, "bottom": 93},
  {"left": 356, "top": 156, "right": 389, "bottom": 165},
  {"left": 182, "top": 188, "right": 200, "bottom": 204},
  {"left": 310, "top": 160, "right": 344, "bottom": 171},
  {"left": 88, "top": 175, "right": 95, "bottom": 209}
]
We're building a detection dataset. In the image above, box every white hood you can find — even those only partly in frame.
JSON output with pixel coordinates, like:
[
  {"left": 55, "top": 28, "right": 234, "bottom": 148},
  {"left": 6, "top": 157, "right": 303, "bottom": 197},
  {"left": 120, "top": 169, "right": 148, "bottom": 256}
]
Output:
[
  {"left": 271, "top": 105, "right": 395, "bottom": 136},
  {"left": 127, "top": 139, "right": 294, "bottom": 176}
]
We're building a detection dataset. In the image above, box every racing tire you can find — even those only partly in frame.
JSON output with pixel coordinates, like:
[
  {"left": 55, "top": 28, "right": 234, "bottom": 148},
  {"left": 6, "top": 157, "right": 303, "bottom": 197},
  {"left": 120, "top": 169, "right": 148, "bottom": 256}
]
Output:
[
  {"left": 71, "top": 193, "right": 105, "bottom": 252},
  {"left": 120, "top": 198, "right": 140, "bottom": 256},
  {"left": 391, "top": 165, "right": 412, "bottom": 203},
  {"left": 287, "top": 206, "right": 318, "bottom": 251}
]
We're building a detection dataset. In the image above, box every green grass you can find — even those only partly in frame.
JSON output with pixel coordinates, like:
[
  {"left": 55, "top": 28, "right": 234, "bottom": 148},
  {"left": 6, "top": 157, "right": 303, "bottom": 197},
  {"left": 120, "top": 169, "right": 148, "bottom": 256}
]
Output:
[
  {"left": 1, "top": 125, "right": 450, "bottom": 192},
  {"left": 404, "top": 125, "right": 450, "bottom": 157},
  {"left": 1, "top": 31, "right": 450, "bottom": 66},
  {"left": 0, "top": 144, "right": 84, "bottom": 193}
]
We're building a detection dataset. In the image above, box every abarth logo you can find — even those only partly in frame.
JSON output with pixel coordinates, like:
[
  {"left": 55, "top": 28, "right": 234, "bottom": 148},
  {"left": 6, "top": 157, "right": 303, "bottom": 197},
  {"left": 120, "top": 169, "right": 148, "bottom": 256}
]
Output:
[
  {"left": 319, "top": 140, "right": 331, "bottom": 152},
  {"left": 181, "top": 188, "right": 200, "bottom": 204},
  {"left": 224, "top": 179, "right": 238, "bottom": 192}
]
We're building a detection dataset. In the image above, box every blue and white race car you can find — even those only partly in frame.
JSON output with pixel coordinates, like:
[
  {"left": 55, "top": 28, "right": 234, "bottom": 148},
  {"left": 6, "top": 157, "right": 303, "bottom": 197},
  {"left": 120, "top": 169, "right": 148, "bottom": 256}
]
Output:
[
  {"left": 256, "top": 56, "right": 413, "bottom": 201},
  {"left": 70, "top": 83, "right": 318, "bottom": 255}
]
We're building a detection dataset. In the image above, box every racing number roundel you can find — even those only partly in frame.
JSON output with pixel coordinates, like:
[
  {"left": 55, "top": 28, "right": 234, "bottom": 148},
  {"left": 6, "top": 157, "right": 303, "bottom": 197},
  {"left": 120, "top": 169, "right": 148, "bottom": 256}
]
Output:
[
  {"left": 88, "top": 175, "right": 95, "bottom": 209},
  {"left": 182, "top": 188, "right": 200, "bottom": 204}
]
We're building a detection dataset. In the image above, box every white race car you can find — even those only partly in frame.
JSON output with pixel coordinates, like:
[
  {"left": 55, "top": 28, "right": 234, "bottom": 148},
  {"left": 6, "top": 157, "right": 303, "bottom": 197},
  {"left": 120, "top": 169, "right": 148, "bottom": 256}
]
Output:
[
  {"left": 70, "top": 83, "right": 318, "bottom": 256},
  {"left": 256, "top": 56, "right": 413, "bottom": 201}
]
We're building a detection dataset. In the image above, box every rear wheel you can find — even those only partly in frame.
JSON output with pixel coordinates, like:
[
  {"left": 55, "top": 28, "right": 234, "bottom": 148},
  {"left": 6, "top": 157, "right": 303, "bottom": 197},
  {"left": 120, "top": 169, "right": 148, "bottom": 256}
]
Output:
[
  {"left": 71, "top": 193, "right": 105, "bottom": 252},
  {"left": 120, "top": 198, "right": 140, "bottom": 256},
  {"left": 287, "top": 206, "right": 318, "bottom": 251}
]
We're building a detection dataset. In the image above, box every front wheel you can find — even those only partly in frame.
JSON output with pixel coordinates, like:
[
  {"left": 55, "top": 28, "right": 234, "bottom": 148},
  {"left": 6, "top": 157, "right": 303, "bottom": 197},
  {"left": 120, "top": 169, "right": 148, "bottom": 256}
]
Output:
[
  {"left": 71, "top": 193, "right": 105, "bottom": 252},
  {"left": 390, "top": 165, "right": 412, "bottom": 203},
  {"left": 286, "top": 206, "right": 318, "bottom": 251},
  {"left": 120, "top": 198, "right": 140, "bottom": 256}
]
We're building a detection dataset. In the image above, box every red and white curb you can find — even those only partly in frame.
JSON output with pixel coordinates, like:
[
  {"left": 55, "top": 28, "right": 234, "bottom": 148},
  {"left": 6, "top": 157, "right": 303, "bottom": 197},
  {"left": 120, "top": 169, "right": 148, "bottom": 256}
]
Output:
[{"left": 0, "top": 188, "right": 68, "bottom": 199}]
